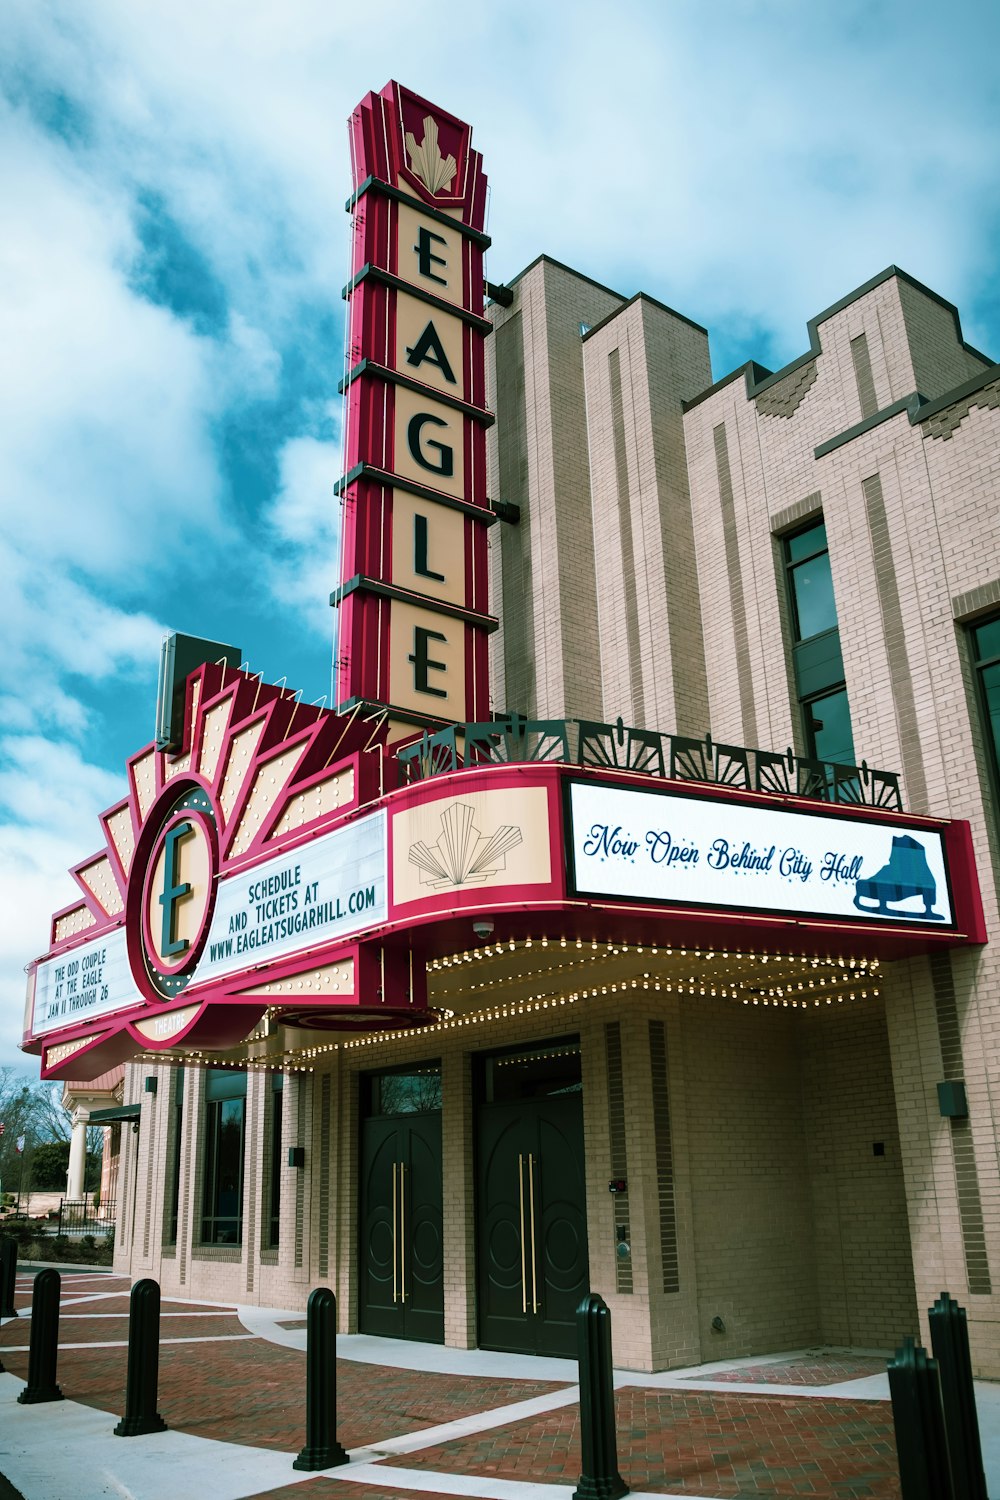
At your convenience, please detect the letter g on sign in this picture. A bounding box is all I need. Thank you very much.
[407,412,454,477]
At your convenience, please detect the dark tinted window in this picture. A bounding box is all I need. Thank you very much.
[482,1040,581,1104]
[364,1066,442,1117]
[805,687,856,765]
[787,521,837,640]
[971,617,1000,798]
[201,1069,246,1244]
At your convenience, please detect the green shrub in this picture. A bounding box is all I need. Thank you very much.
[3,1222,36,1249]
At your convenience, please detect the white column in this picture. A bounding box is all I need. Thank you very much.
[66,1109,90,1199]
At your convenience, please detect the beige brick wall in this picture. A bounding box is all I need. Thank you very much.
[897,277,992,399]
[116,982,923,1370]
[801,997,917,1346]
[581,296,711,733]
[681,271,1000,1373]
[487,259,624,719]
[114,263,1000,1376]
[680,999,818,1354]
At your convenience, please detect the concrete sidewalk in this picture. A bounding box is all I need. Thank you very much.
[2,1269,998,1499]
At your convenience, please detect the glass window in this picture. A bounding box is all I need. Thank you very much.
[268,1074,283,1250]
[804,687,856,765]
[786,521,837,641]
[165,1067,184,1246]
[971,616,1000,792]
[782,517,855,770]
[364,1066,442,1117]
[482,1039,581,1104]
[786,519,827,564]
[201,1069,246,1245]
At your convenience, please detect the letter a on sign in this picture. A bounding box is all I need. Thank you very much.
[406,321,456,384]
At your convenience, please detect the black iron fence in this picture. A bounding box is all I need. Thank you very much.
[57,1199,116,1236]
[398,712,903,811]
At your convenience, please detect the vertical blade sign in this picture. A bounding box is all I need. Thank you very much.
[334,82,496,740]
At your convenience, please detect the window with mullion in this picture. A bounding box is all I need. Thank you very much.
[165,1067,184,1246]
[200,1069,246,1245]
[268,1074,283,1249]
[971,615,1000,799]
[782,518,855,768]
[785,520,837,644]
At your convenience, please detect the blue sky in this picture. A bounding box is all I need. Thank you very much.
[2,0,999,1066]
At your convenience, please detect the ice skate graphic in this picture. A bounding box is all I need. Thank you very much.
[408,803,523,889]
[853,834,944,920]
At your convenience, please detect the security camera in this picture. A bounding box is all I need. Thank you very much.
[472,920,495,940]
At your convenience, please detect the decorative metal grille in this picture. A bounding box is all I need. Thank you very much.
[578,716,665,775]
[397,725,459,783]
[464,713,570,767]
[395,714,903,810]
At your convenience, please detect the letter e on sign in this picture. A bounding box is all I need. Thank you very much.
[388,602,465,720]
[396,202,463,306]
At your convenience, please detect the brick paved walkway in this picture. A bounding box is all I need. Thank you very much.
[1,1280,568,1453]
[692,1355,889,1387]
[245,1488,463,1500]
[0,1269,910,1499]
[380,1386,900,1497]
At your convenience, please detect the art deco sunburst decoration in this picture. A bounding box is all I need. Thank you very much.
[409,802,523,888]
[404,114,457,195]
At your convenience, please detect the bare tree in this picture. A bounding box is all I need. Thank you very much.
[0,1068,75,1192]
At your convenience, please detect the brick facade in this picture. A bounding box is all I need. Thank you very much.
[116,261,1000,1376]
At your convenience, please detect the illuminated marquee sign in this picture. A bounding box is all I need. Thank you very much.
[567,781,955,928]
[195,811,387,983]
[23,656,418,1080]
[332,81,496,737]
[31,929,133,1036]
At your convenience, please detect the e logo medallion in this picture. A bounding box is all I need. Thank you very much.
[139,787,218,998]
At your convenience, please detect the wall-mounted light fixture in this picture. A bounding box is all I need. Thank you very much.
[144,1077,157,1095]
[288,1146,305,1168]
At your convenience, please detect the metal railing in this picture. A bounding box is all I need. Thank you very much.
[397,713,903,811]
[57,1199,116,1236]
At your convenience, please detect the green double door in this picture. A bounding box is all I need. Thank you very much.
[358,1047,589,1358]
[359,1107,444,1344]
[475,1045,589,1357]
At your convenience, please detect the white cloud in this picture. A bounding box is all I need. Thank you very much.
[0,106,230,576]
[0,538,166,752]
[0,740,124,1067]
[7,0,998,376]
[266,434,341,641]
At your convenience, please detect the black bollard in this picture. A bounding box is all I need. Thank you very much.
[887,1337,954,1500]
[0,1236,17,1318]
[293,1286,349,1471]
[114,1278,167,1436]
[17,1268,63,1405]
[0,1235,15,1374]
[573,1293,628,1500]
[929,1292,988,1500]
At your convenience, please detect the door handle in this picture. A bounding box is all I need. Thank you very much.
[518,1153,528,1313]
[399,1161,407,1304]
[392,1161,399,1304]
[527,1152,538,1314]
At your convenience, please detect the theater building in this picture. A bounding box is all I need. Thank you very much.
[22,82,1000,1375]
